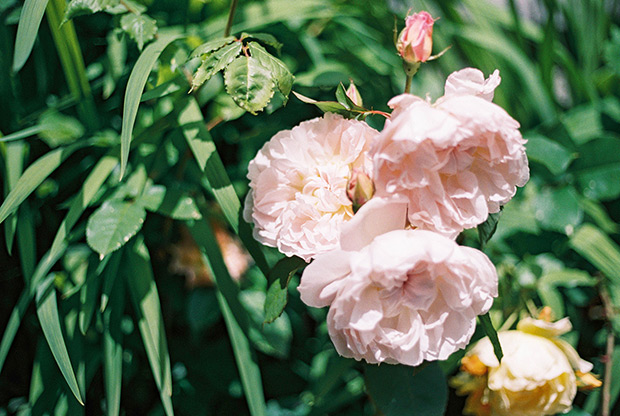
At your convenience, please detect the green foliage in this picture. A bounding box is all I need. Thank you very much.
[1,0,619,415]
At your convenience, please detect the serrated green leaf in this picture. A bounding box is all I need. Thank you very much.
[478,210,502,249]
[120,34,180,179]
[478,312,503,362]
[35,283,84,405]
[224,56,274,114]
[12,0,50,71]
[365,362,447,416]
[120,12,157,50]
[0,142,86,225]
[247,42,293,98]
[190,36,236,58]
[86,200,146,257]
[139,184,202,220]
[264,256,305,323]
[38,110,85,148]
[241,32,282,53]
[62,0,119,24]
[126,238,173,414]
[191,42,242,91]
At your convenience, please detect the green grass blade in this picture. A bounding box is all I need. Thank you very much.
[570,224,620,284]
[216,291,266,416]
[35,282,84,405]
[0,142,87,225]
[2,141,25,254]
[0,289,31,375]
[103,270,125,416]
[12,0,50,72]
[189,216,266,416]
[178,97,270,277]
[126,237,173,415]
[16,203,36,280]
[0,126,42,142]
[120,34,181,180]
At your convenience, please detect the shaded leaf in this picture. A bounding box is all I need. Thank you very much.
[35,283,84,405]
[478,210,502,249]
[0,142,86,225]
[190,35,236,58]
[241,290,292,359]
[525,133,576,175]
[126,238,173,413]
[573,138,620,200]
[535,186,583,233]
[538,269,597,316]
[478,313,503,362]
[120,34,180,179]
[365,362,447,416]
[224,55,274,114]
[247,42,293,99]
[103,268,124,416]
[38,111,85,148]
[120,12,157,50]
[86,200,146,257]
[12,0,49,71]
[191,42,242,91]
[264,255,306,323]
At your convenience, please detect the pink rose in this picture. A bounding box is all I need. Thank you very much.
[372,69,529,238]
[397,11,435,64]
[243,113,378,261]
[298,201,498,366]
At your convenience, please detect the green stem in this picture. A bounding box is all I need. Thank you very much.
[46,0,100,128]
[224,0,239,37]
[402,61,420,94]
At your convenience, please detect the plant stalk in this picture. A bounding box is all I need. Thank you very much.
[601,286,615,416]
[224,0,239,37]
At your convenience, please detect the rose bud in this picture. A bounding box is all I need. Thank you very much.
[397,11,435,64]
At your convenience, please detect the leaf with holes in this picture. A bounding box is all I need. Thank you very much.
[86,200,146,257]
[191,42,242,91]
[224,56,274,114]
[121,13,157,50]
[247,42,293,98]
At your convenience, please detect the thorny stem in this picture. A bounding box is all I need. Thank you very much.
[601,286,615,416]
[224,0,239,37]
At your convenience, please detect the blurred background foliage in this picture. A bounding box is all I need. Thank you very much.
[0,0,619,415]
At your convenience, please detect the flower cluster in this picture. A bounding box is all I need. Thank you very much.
[244,12,529,368]
[451,313,601,416]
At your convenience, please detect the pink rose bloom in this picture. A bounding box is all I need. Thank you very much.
[243,113,378,261]
[397,11,435,64]
[298,200,498,366]
[372,68,529,238]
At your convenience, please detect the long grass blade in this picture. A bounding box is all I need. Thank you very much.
[12,0,50,72]
[120,34,181,180]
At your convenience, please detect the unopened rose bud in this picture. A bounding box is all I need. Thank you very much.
[345,81,363,107]
[347,169,374,211]
[397,11,435,64]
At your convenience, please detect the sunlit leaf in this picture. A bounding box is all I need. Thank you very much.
[140,184,202,220]
[190,35,236,58]
[12,0,50,72]
[570,224,620,285]
[38,111,85,148]
[120,12,157,50]
[86,200,146,257]
[247,42,293,97]
[191,42,242,91]
[120,34,180,179]
[224,56,274,114]
[62,0,120,24]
